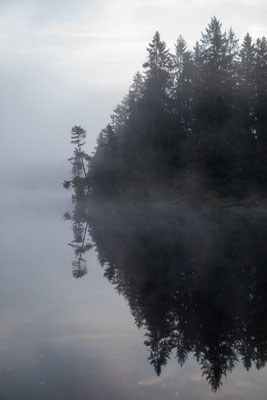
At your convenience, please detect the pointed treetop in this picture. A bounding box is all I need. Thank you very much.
[240,33,255,69]
[143,31,171,70]
[227,27,239,57]
[175,35,187,57]
[200,17,226,53]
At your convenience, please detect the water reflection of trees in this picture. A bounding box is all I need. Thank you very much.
[67,203,267,391]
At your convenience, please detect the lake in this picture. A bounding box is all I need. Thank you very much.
[1,190,267,400]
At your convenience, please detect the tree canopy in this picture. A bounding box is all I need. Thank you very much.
[66,17,267,201]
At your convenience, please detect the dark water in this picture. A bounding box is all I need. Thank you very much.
[1,192,267,399]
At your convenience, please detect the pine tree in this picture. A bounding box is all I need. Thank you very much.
[111,72,144,136]
[254,37,267,140]
[239,33,256,137]
[90,124,120,197]
[174,35,188,81]
[68,126,87,177]
[143,31,173,109]
[225,27,239,102]
[173,35,195,133]
[198,17,230,125]
[63,126,90,214]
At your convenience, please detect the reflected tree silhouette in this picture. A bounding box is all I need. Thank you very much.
[68,221,93,278]
[65,203,267,390]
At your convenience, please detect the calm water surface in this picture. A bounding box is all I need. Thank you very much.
[1,190,267,399]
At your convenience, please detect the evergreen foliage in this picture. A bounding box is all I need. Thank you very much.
[66,18,267,200]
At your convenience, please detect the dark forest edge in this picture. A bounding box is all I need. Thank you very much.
[64,17,267,205]
[62,19,267,387]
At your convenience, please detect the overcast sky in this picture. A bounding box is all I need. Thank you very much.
[1,0,267,188]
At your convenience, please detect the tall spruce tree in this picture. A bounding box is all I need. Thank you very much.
[239,33,256,137]
[173,36,195,133]
[143,31,173,109]
[254,37,267,141]
[198,17,230,125]
[138,32,178,182]
[90,124,120,197]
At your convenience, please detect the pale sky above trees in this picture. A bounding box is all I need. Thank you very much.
[1,0,267,186]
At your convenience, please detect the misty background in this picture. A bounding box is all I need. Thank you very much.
[1,0,267,196]
[1,3,267,398]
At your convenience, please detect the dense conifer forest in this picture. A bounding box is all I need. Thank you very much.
[63,17,267,390]
[64,17,267,201]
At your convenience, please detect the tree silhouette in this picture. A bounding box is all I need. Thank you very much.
[79,18,267,199]
[65,197,267,391]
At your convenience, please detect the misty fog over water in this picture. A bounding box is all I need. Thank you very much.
[0,178,266,399]
[2,1,267,399]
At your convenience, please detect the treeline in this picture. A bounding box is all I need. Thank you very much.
[66,17,267,199]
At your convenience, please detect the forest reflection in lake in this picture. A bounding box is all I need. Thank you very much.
[67,202,267,392]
